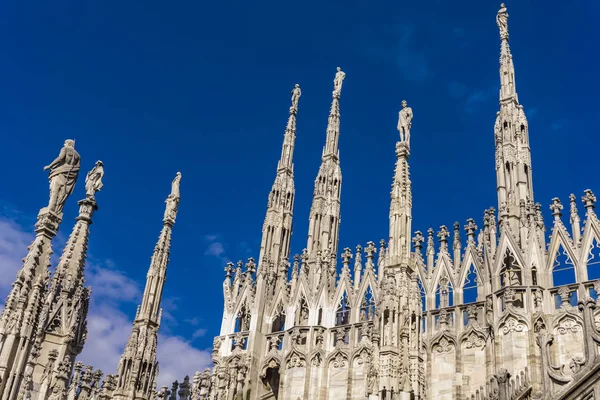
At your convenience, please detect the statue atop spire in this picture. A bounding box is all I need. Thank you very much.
[85,160,104,199]
[497,3,509,40]
[397,100,413,145]
[170,171,182,199]
[165,172,182,222]
[291,84,301,112]
[333,67,345,97]
[43,139,81,215]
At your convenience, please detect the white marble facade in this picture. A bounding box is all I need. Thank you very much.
[0,3,599,400]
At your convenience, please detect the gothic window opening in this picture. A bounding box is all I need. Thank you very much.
[435,275,454,309]
[418,277,427,312]
[271,303,286,333]
[296,297,309,326]
[552,244,576,286]
[235,302,251,332]
[586,238,600,281]
[463,264,480,304]
[359,287,376,321]
[531,266,538,286]
[335,292,351,326]
[505,162,513,189]
[500,250,522,287]
[262,367,281,399]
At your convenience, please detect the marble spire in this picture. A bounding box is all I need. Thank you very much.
[113,173,181,400]
[306,68,344,258]
[258,85,300,270]
[493,3,535,238]
[29,162,105,399]
[388,109,413,267]
[0,140,79,400]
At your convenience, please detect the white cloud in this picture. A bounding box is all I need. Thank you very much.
[204,234,230,264]
[0,215,212,389]
[0,218,32,289]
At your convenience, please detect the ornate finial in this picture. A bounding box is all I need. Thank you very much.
[42,139,81,215]
[224,262,234,279]
[342,248,352,267]
[412,231,424,251]
[550,198,563,219]
[245,257,256,276]
[365,241,376,270]
[497,3,509,40]
[464,219,477,243]
[354,245,363,272]
[569,194,580,221]
[453,222,461,250]
[290,84,301,112]
[426,228,435,255]
[582,189,596,210]
[84,160,104,199]
[397,100,413,145]
[292,254,299,276]
[437,226,450,247]
[333,67,346,97]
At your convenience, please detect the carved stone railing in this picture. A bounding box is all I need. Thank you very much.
[464,368,531,400]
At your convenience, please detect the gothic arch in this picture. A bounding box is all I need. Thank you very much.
[326,348,349,368]
[459,325,488,350]
[496,309,530,334]
[428,331,457,354]
[283,349,307,370]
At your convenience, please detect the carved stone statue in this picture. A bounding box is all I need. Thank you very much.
[43,139,81,215]
[333,67,345,96]
[397,100,413,144]
[165,172,182,221]
[291,84,301,110]
[171,172,182,199]
[85,160,104,198]
[497,3,508,39]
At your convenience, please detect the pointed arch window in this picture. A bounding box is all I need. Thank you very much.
[418,277,427,312]
[335,292,351,326]
[463,264,480,304]
[271,303,286,333]
[552,244,576,286]
[295,297,309,326]
[359,287,376,322]
[435,275,454,309]
[235,302,251,332]
[317,307,323,325]
[531,265,538,286]
[586,238,600,281]
[500,250,522,287]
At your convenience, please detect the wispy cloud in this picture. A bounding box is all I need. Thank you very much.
[0,218,31,289]
[357,23,433,83]
[551,119,567,132]
[204,234,229,264]
[0,214,212,389]
[447,81,496,113]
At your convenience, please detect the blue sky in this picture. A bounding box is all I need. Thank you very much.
[0,0,598,384]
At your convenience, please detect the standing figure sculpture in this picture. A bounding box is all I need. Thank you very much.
[497,3,509,40]
[165,172,182,221]
[397,100,413,144]
[291,84,301,111]
[171,172,182,199]
[333,67,345,96]
[85,160,104,198]
[43,139,81,215]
